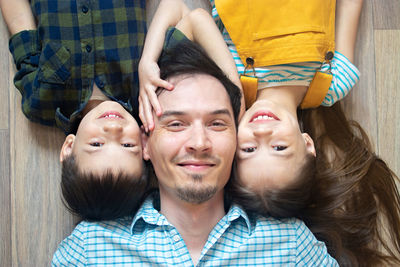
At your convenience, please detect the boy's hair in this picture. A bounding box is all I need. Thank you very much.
[229,103,400,266]
[158,40,242,126]
[61,155,150,221]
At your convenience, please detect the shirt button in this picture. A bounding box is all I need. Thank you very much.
[82,5,89,13]
[173,235,180,242]
[86,45,92,53]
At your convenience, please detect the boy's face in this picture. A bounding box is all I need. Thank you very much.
[236,99,315,191]
[60,101,143,177]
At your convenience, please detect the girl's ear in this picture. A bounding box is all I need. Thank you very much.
[302,133,316,157]
[60,134,76,162]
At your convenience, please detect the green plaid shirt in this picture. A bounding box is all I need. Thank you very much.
[9,0,146,134]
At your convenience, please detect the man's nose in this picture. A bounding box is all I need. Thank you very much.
[186,125,211,153]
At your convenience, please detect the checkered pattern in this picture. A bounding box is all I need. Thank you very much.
[209,0,360,108]
[8,0,146,134]
[52,194,338,266]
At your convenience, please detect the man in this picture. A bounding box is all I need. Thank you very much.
[52,40,338,266]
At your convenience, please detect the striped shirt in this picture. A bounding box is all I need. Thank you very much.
[8,0,146,134]
[52,195,338,266]
[210,0,360,107]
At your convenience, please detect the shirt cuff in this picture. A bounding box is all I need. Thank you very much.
[9,30,41,69]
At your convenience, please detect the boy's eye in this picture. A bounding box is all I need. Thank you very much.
[273,145,287,151]
[122,143,134,147]
[242,147,256,153]
[90,142,103,147]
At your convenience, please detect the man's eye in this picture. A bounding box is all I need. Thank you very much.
[122,143,134,147]
[90,142,103,147]
[167,122,183,127]
[242,147,256,153]
[165,121,186,131]
[209,121,227,130]
[273,145,287,151]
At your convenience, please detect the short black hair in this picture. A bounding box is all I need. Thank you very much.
[158,40,242,126]
[61,155,152,221]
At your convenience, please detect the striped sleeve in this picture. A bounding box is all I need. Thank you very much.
[295,220,339,266]
[321,51,361,106]
[52,223,86,266]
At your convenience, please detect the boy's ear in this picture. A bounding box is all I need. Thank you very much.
[141,129,151,161]
[302,133,316,157]
[60,134,76,162]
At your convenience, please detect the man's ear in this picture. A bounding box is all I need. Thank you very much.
[141,129,151,161]
[302,133,316,157]
[60,134,75,162]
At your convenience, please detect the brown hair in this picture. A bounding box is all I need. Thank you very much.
[61,155,154,221]
[229,103,400,266]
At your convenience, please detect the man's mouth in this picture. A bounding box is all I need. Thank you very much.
[177,160,216,171]
[98,111,124,119]
[249,111,280,123]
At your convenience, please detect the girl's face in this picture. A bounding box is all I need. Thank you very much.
[236,99,315,191]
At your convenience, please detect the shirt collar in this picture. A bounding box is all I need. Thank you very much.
[130,194,169,234]
[130,194,253,235]
[225,203,253,234]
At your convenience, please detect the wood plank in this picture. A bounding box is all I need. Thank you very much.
[9,76,76,265]
[0,131,11,267]
[0,12,10,130]
[372,0,400,30]
[374,30,400,176]
[343,0,378,150]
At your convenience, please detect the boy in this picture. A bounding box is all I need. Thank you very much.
[0,0,149,220]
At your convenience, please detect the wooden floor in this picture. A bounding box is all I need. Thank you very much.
[0,0,399,265]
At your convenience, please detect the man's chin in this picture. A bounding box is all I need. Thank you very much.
[176,185,217,204]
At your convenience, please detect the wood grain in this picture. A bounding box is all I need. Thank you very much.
[0,13,9,130]
[374,30,400,175]
[372,0,400,30]
[9,81,75,265]
[0,131,11,267]
[343,0,378,150]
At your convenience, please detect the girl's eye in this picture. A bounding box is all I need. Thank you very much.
[122,143,134,147]
[273,145,287,151]
[242,147,256,153]
[90,142,103,147]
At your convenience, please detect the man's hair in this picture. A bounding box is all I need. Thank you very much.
[158,40,242,125]
[61,155,151,221]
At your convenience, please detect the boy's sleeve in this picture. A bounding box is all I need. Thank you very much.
[51,224,86,266]
[9,30,71,126]
[295,220,339,266]
[321,50,361,106]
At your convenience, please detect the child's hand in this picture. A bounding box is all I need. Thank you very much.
[139,59,174,132]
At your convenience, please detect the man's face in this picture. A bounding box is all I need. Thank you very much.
[60,101,143,178]
[143,74,237,204]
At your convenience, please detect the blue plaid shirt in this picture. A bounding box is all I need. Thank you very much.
[9,0,146,134]
[52,195,338,266]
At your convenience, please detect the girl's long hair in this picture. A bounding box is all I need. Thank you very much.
[229,102,400,266]
[301,103,400,266]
